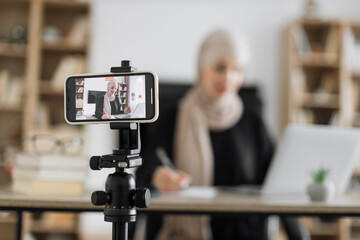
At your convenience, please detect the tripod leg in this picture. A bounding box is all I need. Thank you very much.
[113,222,128,240]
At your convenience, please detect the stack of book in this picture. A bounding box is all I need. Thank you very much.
[12,153,88,196]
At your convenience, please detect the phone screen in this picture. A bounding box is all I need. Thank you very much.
[65,72,158,124]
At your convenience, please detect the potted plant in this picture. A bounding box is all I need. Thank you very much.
[307,167,335,201]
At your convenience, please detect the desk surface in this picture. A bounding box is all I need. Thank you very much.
[1,186,360,216]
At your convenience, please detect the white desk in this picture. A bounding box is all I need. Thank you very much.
[1,186,360,239]
[0,186,360,215]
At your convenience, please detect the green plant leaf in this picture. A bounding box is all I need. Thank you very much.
[312,167,329,183]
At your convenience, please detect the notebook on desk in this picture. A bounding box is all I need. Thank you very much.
[260,124,360,196]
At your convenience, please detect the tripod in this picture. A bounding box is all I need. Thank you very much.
[89,61,151,240]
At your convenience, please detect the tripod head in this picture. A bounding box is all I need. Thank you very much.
[89,61,151,240]
[89,122,142,170]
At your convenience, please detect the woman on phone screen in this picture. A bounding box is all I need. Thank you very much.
[95,81,131,119]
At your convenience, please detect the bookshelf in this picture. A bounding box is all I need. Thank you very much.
[34,0,89,136]
[0,0,90,146]
[75,78,84,114]
[0,0,29,149]
[282,17,360,240]
[344,23,360,128]
[282,17,360,129]
[0,0,90,239]
[282,18,341,128]
[118,82,129,112]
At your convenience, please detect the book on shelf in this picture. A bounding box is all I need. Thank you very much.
[329,111,340,125]
[51,55,86,91]
[324,26,339,62]
[343,27,360,72]
[76,98,83,108]
[318,72,337,94]
[291,24,311,59]
[290,68,306,102]
[0,70,9,107]
[294,109,315,124]
[4,75,23,108]
[0,71,24,109]
[65,16,89,47]
[34,102,51,130]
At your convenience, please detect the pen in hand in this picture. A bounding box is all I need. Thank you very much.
[155,147,191,189]
[155,147,177,171]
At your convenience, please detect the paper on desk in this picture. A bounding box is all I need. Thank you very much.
[178,186,218,199]
[76,115,87,120]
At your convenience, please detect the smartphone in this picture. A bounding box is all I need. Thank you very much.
[65,71,159,124]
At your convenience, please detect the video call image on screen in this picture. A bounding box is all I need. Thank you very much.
[75,75,146,120]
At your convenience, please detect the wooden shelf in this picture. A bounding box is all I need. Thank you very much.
[44,0,89,10]
[281,18,360,130]
[302,93,339,109]
[284,18,360,238]
[301,58,339,68]
[31,223,77,234]
[40,81,64,96]
[351,221,360,228]
[42,42,87,53]
[308,222,340,236]
[0,212,17,224]
[300,17,339,26]
[0,0,29,5]
[0,106,23,113]
[0,43,27,58]
[0,0,90,236]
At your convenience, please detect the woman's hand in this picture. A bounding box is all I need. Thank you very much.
[101,114,111,119]
[124,106,131,114]
[152,166,192,191]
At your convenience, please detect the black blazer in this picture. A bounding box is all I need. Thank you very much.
[137,85,270,188]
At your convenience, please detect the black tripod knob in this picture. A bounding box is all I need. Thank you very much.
[91,191,109,206]
[134,188,151,208]
[90,156,101,170]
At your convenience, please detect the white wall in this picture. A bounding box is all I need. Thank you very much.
[128,75,146,112]
[82,0,360,235]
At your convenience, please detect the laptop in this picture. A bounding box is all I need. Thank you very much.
[114,103,145,119]
[261,124,360,196]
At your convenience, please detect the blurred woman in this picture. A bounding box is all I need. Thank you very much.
[137,29,308,240]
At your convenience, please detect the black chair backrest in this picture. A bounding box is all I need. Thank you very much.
[88,90,106,104]
[140,82,263,151]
